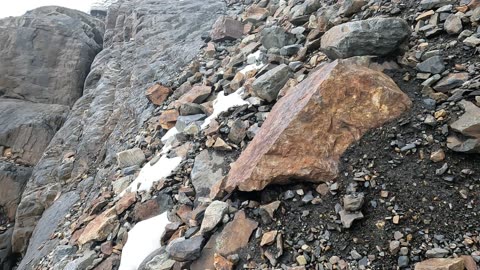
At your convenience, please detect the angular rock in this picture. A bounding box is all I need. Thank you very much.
[426,248,449,258]
[179,103,205,116]
[260,26,296,49]
[447,100,480,153]
[63,250,97,270]
[463,36,480,47]
[226,60,411,192]
[320,18,410,59]
[417,56,445,74]
[260,230,278,246]
[117,148,145,168]
[167,236,204,262]
[175,86,212,107]
[159,110,180,130]
[191,211,257,270]
[343,193,365,212]
[444,14,463,35]
[252,64,291,102]
[415,258,464,270]
[340,0,367,17]
[213,253,234,270]
[176,114,206,133]
[339,210,364,229]
[420,0,455,10]
[78,207,118,245]
[200,201,229,233]
[228,119,247,144]
[145,84,172,105]
[115,192,137,214]
[139,248,175,270]
[210,16,243,41]
[433,73,468,92]
[243,5,269,24]
[450,101,480,139]
[191,150,226,198]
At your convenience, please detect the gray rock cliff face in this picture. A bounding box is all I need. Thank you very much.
[0,6,104,106]
[11,0,225,269]
[0,7,104,269]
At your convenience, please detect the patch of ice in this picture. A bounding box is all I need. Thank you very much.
[240,63,264,75]
[118,212,169,270]
[161,127,178,144]
[121,155,182,195]
[201,89,249,129]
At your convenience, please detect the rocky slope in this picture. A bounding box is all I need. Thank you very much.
[2,0,480,270]
[8,0,226,269]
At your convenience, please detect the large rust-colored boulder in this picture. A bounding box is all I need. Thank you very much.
[225,60,412,192]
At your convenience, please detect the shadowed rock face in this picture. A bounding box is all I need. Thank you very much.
[0,100,69,165]
[12,0,225,268]
[226,60,412,192]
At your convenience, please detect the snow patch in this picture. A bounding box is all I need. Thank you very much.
[118,212,169,270]
[201,89,249,129]
[120,155,182,195]
[240,63,264,75]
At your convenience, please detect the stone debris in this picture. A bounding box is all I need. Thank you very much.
[4,0,480,270]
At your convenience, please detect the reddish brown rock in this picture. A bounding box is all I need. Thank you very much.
[93,255,120,270]
[133,199,161,222]
[461,255,478,270]
[414,258,464,270]
[191,211,258,270]
[145,84,172,105]
[243,5,269,24]
[101,241,113,255]
[78,207,118,245]
[210,16,244,41]
[115,192,136,214]
[158,109,179,130]
[214,253,234,270]
[225,60,412,192]
[174,85,211,108]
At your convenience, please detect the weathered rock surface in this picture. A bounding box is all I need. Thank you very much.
[13,0,225,267]
[252,64,291,102]
[0,7,103,269]
[226,60,411,192]
[0,161,31,222]
[191,150,227,198]
[0,6,104,106]
[320,18,410,59]
[0,100,69,165]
